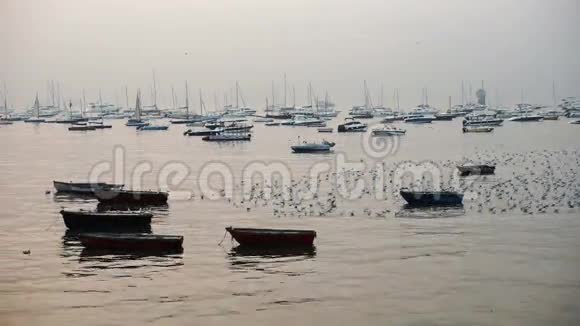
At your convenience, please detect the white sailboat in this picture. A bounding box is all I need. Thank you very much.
[25,94,46,123]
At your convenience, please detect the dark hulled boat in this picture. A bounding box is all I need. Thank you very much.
[183,128,221,136]
[226,227,317,248]
[400,189,464,206]
[53,181,124,195]
[78,233,183,252]
[95,190,169,205]
[60,209,152,231]
[457,164,496,176]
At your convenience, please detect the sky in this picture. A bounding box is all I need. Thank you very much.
[1,0,579,111]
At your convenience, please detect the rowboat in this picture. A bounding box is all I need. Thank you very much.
[60,209,152,231]
[78,233,183,252]
[95,190,169,205]
[226,227,317,248]
[317,127,333,133]
[137,125,169,131]
[457,164,496,176]
[400,189,463,206]
[53,181,124,194]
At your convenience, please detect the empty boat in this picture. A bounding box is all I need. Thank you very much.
[60,209,152,231]
[226,227,317,248]
[95,190,169,205]
[79,233,183,252]
[400,189,464,206]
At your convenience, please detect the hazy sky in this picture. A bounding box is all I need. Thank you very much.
[1,0,579,111]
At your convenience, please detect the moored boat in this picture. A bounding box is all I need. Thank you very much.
[318,127,333,133]
[372,124,406,136]
[60,209,152,231]
[337,117,367,133]
[68,124,96,131]
[95,189,169,205]
[226,227,316,248]
[202,133,252,141]
[53,181,124,194]
[462,126,494,133]
[137,125,169,131]
[291,139,335,153]
[78,233,183,252]
[569,119,580,124]
[400,189,464,206]
[457,164,496,176]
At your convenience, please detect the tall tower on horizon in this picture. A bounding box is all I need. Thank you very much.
[476,80,486,105]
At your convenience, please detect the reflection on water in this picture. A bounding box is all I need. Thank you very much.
[395,205,466,218]
[227,246,316,276]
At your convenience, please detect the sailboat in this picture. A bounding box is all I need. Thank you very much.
[125,90,149,127]
[170,82,202,124]
[0,93,13,125]
[24,94,46,123]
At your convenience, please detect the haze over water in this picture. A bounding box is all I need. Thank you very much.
[2,1,580,326]
[1,0,580,109]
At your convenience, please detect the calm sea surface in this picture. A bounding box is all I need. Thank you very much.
[1,116,580,325]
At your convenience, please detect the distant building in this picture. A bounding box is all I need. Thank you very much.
[476,81,486,105]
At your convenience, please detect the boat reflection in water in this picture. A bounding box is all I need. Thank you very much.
[395,205,466,219]
[61,231,183,274]
[227,246,317,276]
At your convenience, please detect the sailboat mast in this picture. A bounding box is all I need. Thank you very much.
[152,71,158,110]
[271,81,275,109]
[185,81,189,118]
[3,83,8,117]
[34,93,40,118]
[199,89,204,115]
[171,86,176,110]
[82,89,87,118]
[283,73,287,107]
[125,86,129,110]
[292,85,296,108]
[235,81,239,109]
[552,81,557,107]
[461,80,465,106]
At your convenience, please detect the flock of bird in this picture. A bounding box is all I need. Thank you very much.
[199,148,580,219]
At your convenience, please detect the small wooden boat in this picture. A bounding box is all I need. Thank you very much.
[226,227,317,248]
[78,233,183,252]
[53,181,124,194]
[60,209,152,231]
[318,127,333,133]
[400,189,463,206]
[462,126,494,133]
[457,164,496,176]
[95,190,169,205]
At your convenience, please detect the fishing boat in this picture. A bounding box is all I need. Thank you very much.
[337,117,367,133]
[457,164,496,176]
[53,181,124,194]
[372,124,406,136]
[226,227,317,248]
[202,133,252,142]
[95,189,169,205]
[291,139,335,153]
[24,94,46,123]
[399,189,464,206]
[318,127,333,133]
[462,126,494,133]
[78,233,183,252]
[137,125,169,131]
[60,209,152,231]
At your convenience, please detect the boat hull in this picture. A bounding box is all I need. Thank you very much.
[226,227,316,248]
[400,190,463,206]
[95,190,169,205]
[53,181,123,194]
[457,165,496,176]
[79,233,183,252]
[61,210,152,231]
